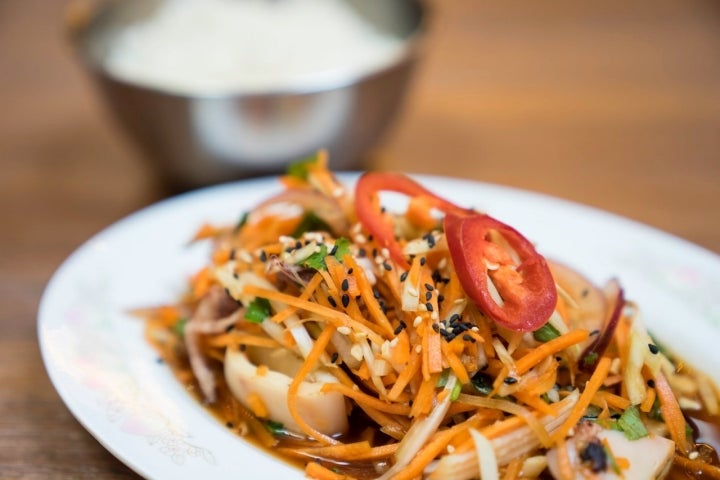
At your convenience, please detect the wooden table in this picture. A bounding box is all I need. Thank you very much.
[1,0,718,478]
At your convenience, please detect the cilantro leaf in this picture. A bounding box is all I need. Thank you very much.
[300,244,328,270]
[245,297,272,323]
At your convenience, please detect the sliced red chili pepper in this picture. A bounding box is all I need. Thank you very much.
[444,213,557,332]
[354,172,472,269]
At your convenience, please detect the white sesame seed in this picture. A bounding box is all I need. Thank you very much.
[437,258,447,269]
[337,326,351,335]
[413,316,423,327]
[415,345,422,353]
[689,451,699,460]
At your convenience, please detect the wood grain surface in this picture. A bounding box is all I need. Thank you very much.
[1,0,718,478]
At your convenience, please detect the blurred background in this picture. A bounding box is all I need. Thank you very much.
[1,0,719,477]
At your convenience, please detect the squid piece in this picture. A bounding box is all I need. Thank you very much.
[224,346,349,437]
[547,423,674,479]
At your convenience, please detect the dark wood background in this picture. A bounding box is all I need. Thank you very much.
[1,0,718,477]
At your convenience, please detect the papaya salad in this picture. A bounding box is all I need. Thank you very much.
[137,153,720,479]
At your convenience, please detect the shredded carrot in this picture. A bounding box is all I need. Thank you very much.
[653,371,691,455]
[551,355,612,443]
[321,383,411,416]
[515,329,590,376]
[391,415,482,480]
[555,438,574,480]
[287,323,339,445]
[305,461,355,480]
[640,387,656,413]
[591,390,631,411]
[387,346,421,401]
[410,373,440,418]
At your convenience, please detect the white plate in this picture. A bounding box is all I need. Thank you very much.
[38,174,720,479]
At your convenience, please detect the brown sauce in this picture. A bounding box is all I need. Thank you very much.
[160,348,720,478]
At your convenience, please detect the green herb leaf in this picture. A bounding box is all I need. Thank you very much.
[437,369,450,388]
[173,317,188,337]
[292,212,332,237]
[245,297,272,323]
[618,405,649,440]
[583,352,599,367]
[300,244,328,270]
[533,323,561,342]
[264,420,285,435]
[332,237,351,261]
[234,212,249,232]
[286,153,319,181]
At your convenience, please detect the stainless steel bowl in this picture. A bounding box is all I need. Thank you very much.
[68,0,426,187]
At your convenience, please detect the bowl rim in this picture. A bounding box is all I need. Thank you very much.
[66,0,430,99]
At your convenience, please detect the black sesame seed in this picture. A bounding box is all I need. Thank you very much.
[226,421,234,428]
[647,379,656,388]
[327,296,337,308]
[295,241,302,249]
[358,248,367,257]
[259,250,267,262]
[449,313,461,323]
[284,246,294,253]
[400,272,408,282]
[425,291,432,301]
[424,283,434,291]
[373,288,381,299]
[341,294,350,308]
[347,268,354,275]
[437,294,445,303]
[367,235,373,242]
[462,334,475,342]
[432,323,440,333]
[648,344,659,354]
[383,262,392,271]
[504,377,518,385]
[240,344,247,351]
[156,357,164,364]
[420,257,426,266]
[372,248,378,258]
[330,352,339,363]
[341,279,349,291]
[394,322,407,335]
[425,303,433,312]
[329,244,338,256]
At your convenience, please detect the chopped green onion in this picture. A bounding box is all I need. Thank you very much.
[450,381,463,401]
[533,323,561,342]
[617,405,649,440]
[245,297,272,323]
